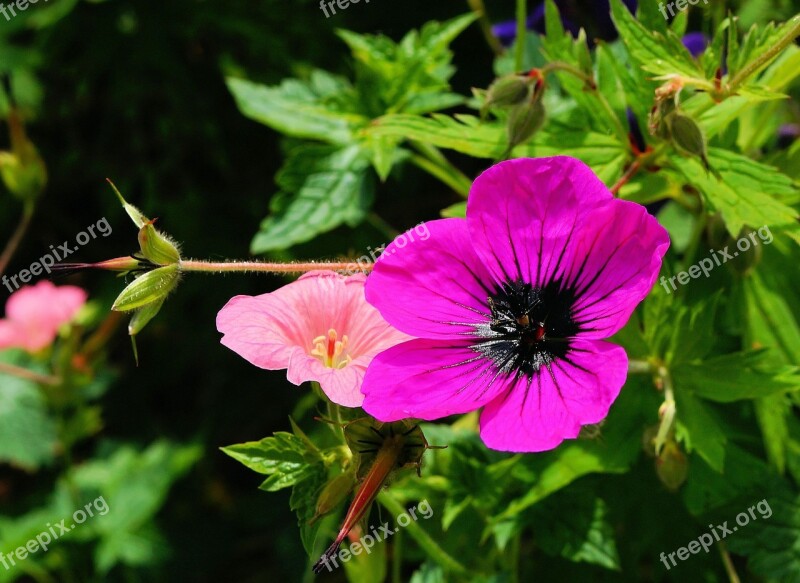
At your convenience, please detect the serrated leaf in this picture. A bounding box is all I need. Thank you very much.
[250,145,373,253]
[226,75,365,144]
[673,350,800,402]
[671,151,798,236]
[674,390,727,472]
[610,0,705,80]
[530,493,621,571]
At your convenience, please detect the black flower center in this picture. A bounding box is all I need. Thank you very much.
[472,280,580,377]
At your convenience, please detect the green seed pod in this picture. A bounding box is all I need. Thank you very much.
[138,222,181,266]
[504,99,546,157]
[112,264,181,313]
[482,75,531,117]
[655,441,688,492]
[668,113,709,168]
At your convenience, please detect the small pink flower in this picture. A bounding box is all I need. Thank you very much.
[216,271,410,407]
[0,281,88,352]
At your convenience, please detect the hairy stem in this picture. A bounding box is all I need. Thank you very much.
[179,259,371,274]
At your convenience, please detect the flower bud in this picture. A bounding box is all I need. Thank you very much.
[667,113,709,169]
[0,111,47,202]
[727,227,762,276]
[504,98,546,158]
[481,75,531,118]
[310,471,356,524]
[655,441,688,491]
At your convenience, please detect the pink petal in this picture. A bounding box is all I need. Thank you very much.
[362,339,513,421]
[216,271,409,407]
[365,219,494,339]
[7,281,87,325]
[567,200,670,338]
[467,157,613,287]
[478,339,628,452]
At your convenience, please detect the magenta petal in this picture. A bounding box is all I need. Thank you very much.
[568,200,670,338]
[362,339,512,421]
[365,219,494,339]
[478,339,628,452]
[467,157,613,287]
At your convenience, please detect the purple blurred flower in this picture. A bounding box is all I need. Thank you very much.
[681,32,709,57]
[492,0,637,47]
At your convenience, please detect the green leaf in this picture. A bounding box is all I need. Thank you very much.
[291,463,327,556]
[221,432,321,492]
[610,0,705,81]
[723,487,800,581]
[226,74,365,144]
[674,390,727,472]
[529,492,621,571]
[0,352,57,469]
[672,350,800,402]
[250,145,373,253]
[440,201,466,218]
[670,151,798,236]
[368,114,627,183]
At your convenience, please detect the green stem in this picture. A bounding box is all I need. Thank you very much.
[377,491,468,577]
[728,14,800,93]
[628,359,653,374]
[509,531,521,583]
[515,0,527,72]
[367,212,399,240]
[0,201,34,278]
[0,361,60,385]
[392,525,403,583]
[541,62,595,88]
[653,366,676,456]
[411,141,473,197]
[466,0,505,57]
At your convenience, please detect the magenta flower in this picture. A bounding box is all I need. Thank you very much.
[0,281,87,353]
[361,157,669,452]
[216,271,410,407]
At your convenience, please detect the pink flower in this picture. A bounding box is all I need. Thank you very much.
[216,271,410,407]
[361,157,670,452]
[0,281,88,352]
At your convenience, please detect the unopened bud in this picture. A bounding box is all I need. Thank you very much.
[482,75,531,118]
[655,441,688,491]
[667,113,709,168]
[310,472,356,524]
[0,111,47,202]
[504,98,546,156]
[727,227,762,276]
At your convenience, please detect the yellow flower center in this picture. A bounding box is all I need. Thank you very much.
[311,329,352,369]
